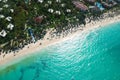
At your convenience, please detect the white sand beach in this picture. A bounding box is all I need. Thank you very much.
[0,12,120,69]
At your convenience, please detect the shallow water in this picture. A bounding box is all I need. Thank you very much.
[0,22,120,80]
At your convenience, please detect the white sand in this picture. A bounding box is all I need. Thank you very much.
[0,13,120,69]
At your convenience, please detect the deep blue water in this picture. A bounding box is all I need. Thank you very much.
[0,22,120,80]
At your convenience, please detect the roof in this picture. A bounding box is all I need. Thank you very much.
[84,0,96,4]
[95,2,105,11]
[87,0,96,2]
[7,23,14,30]
[6,16,12,21]
[72,1,88,11]
[89,6,101,12]
[101,2,112,8]
[34,16,43,23]
[0,30,7,37]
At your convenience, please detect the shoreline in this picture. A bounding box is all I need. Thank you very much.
[0,13,120,70]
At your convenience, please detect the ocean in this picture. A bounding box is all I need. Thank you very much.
[0,22,120,80]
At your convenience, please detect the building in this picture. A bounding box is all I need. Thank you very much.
[0,30,7,37]
[95,2,105,11]
[34,16,43,24]
[84,0,96,5]
[72,1,88,11]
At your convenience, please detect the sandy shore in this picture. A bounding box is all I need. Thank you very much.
[0,13,120,70]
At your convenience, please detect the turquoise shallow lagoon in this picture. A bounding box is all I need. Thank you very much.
[0,22,120,80]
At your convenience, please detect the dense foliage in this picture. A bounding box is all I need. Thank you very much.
[0,0,120,52]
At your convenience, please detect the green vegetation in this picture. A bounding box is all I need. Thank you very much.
[0,0,120,52]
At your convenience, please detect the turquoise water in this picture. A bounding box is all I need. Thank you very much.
[0,22,120,80]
